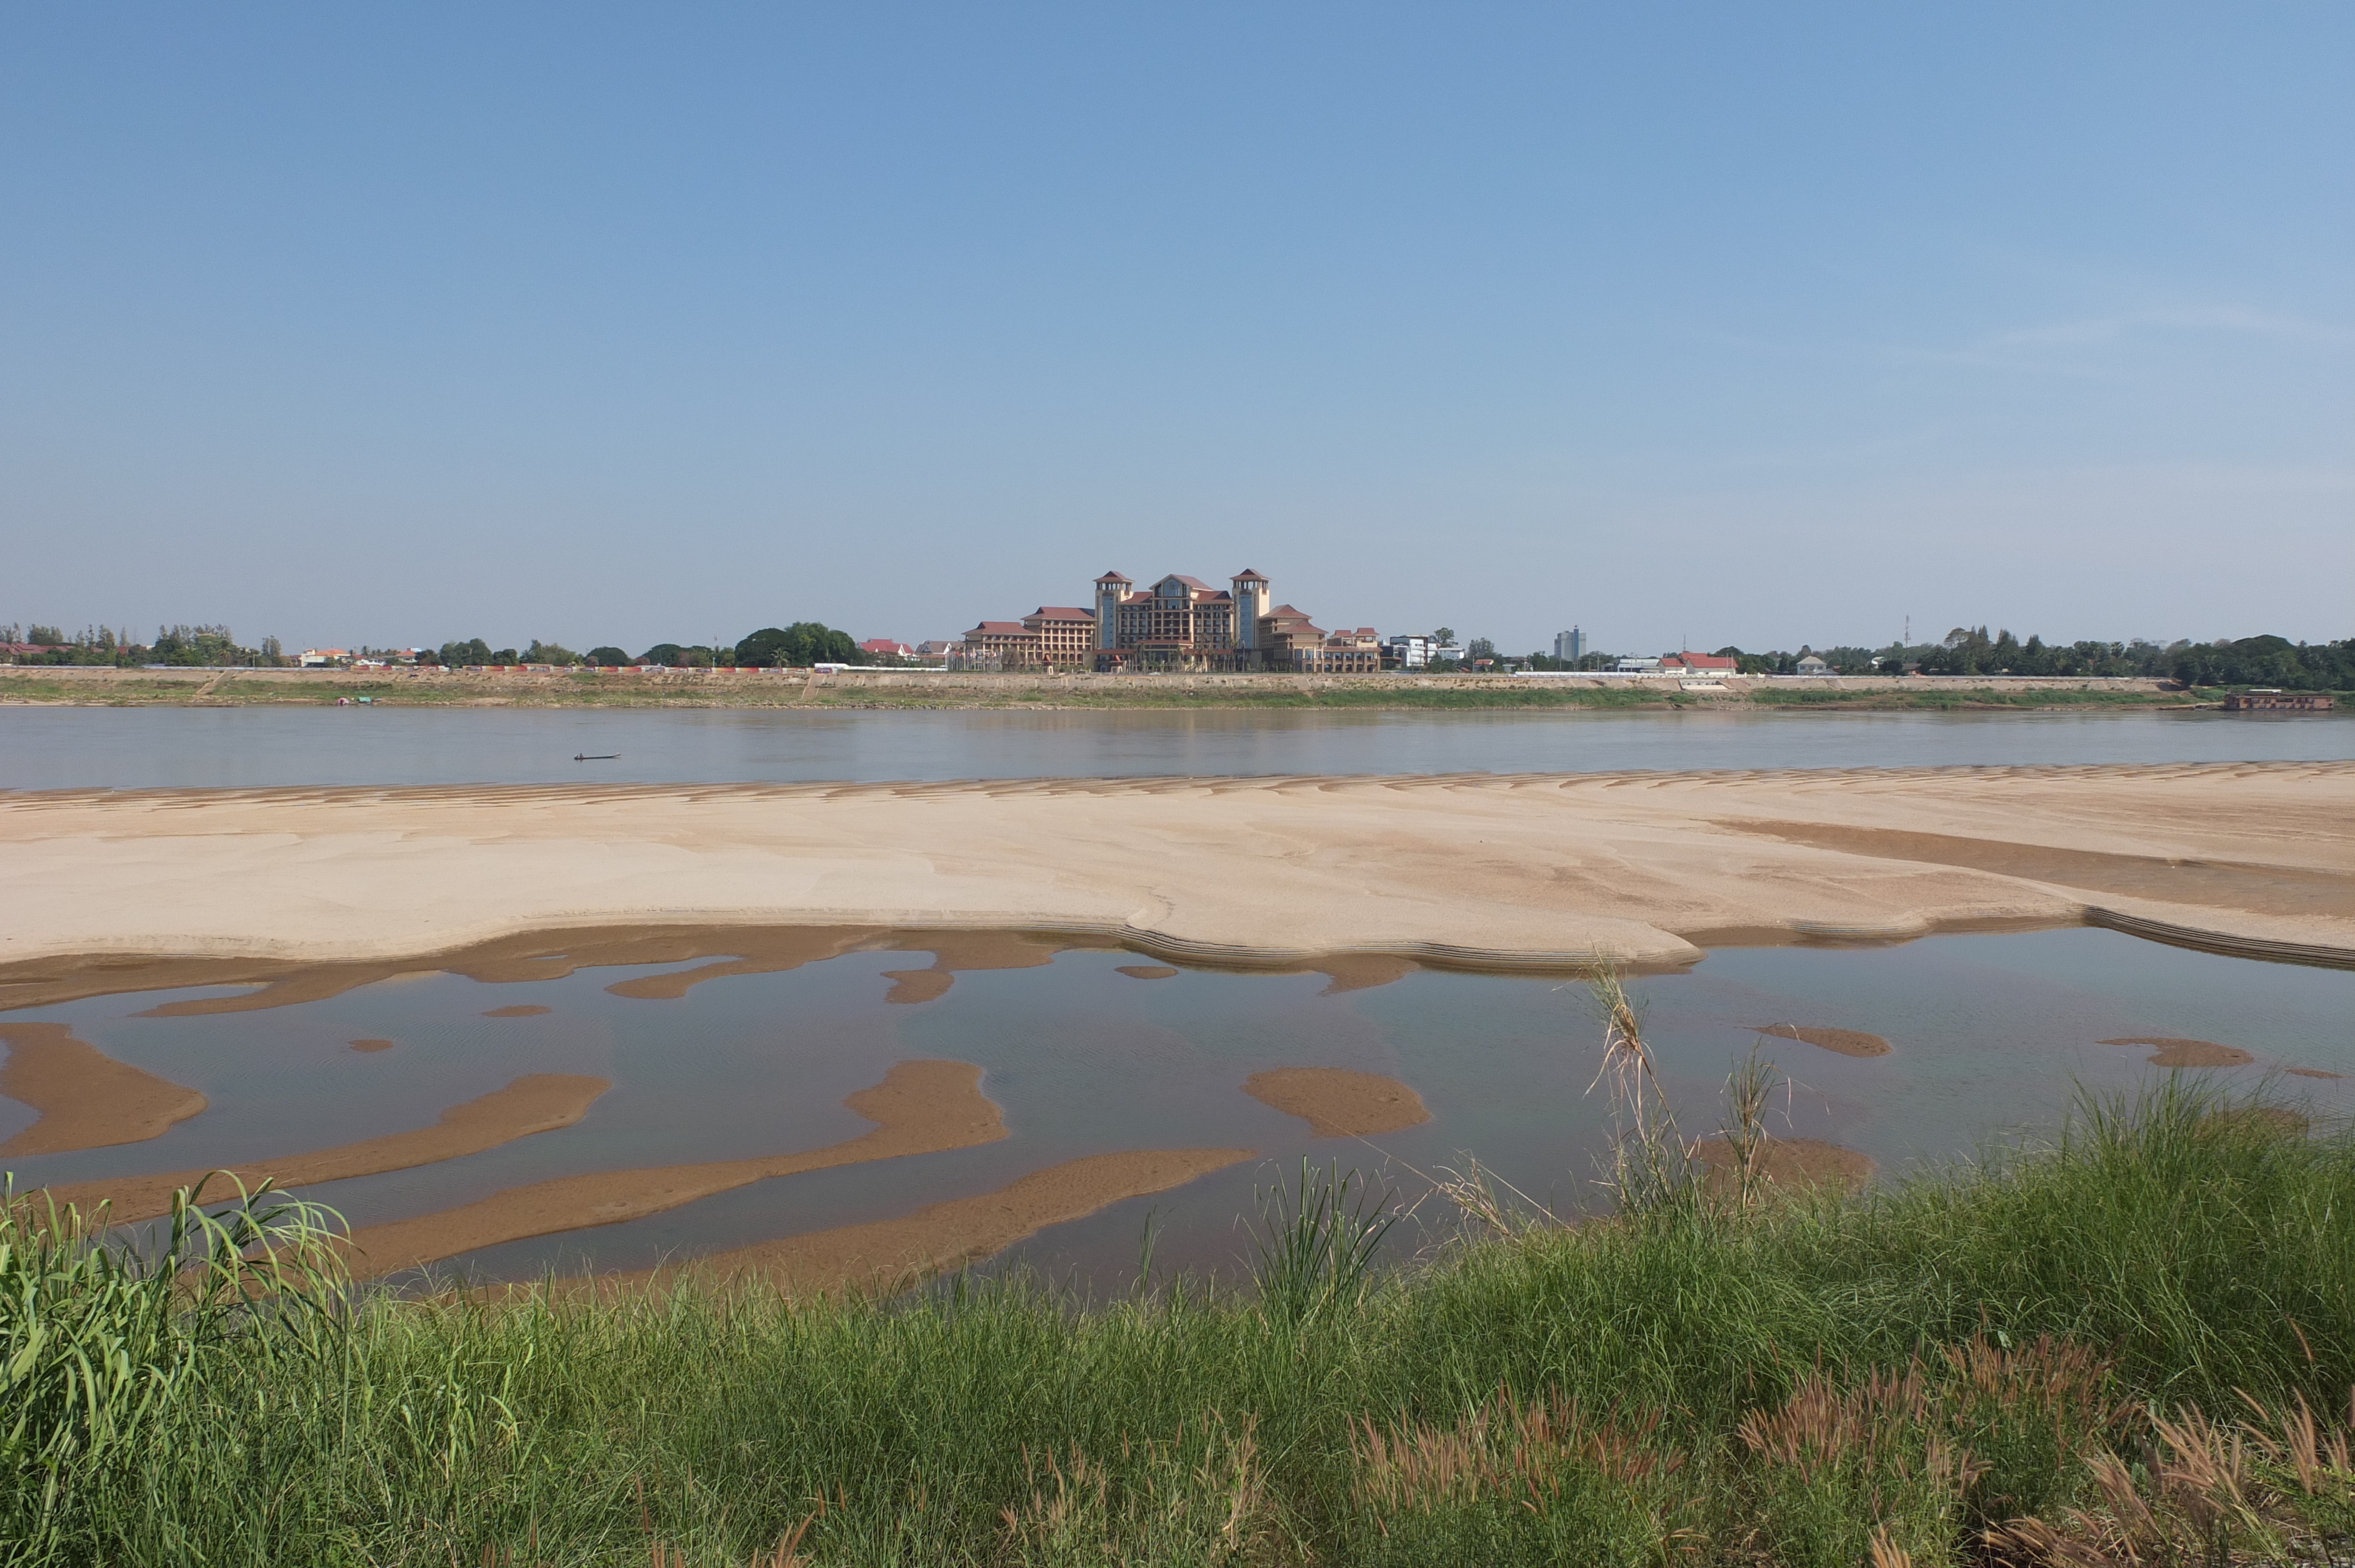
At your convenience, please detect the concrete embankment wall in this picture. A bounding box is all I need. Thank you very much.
[0,665,2176,703]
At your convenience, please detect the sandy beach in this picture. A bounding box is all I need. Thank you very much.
[1,763,2348,985]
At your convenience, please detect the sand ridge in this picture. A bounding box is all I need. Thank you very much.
[1691,1135,1876,1195]
[2099,1036,2257,1068]
[1749,1024,1893,1058]
[32,1074,611,1223]
[4,763,2352,983]
[602,1147,1256,1297]
[0,1022,208,1156]
[1243,1068,1432,1137]
[341,1058,1006,1278]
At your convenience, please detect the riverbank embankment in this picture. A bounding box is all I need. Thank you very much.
[0,663,2209,712]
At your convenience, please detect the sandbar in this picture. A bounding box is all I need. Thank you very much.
[0,1022,208,1156]
[1749,1024,1892,1058]
[342,1058,1004,1278]
[2101,1036,2256,1068]
[1692,1135,1875,1194]
[1244,1068,1431,1137]
[1116,965,1179,980]
[33,1073,609,1224]
[2,763,2350,982]
[609,1147,1255,1297]
[350,1037,396,1051]
[483,1005,550,1018]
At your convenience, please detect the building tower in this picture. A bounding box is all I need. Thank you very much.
[1553,626,1586,662]
[1230,569,1270,659]
[1093,573,1131,653]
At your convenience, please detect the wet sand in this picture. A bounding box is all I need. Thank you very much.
[350,1037,396,1051]
[1243,1068,1432,1137]
[609,1147,1255,1297]
[4,763,2349,982]
[1692,1136,1876,1194]
[483,1005,550,1018]
[2101,1036,2256,1068]
[0,1022,208,1156]
[341,1058,1004,1278]
[1749,1024,1893,1058]
[1116,965,1179,980]
[35,1074,610,1223]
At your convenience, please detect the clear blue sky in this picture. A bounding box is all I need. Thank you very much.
[4,5,2349,656]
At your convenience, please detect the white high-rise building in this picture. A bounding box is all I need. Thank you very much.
[1553,626,1587,662]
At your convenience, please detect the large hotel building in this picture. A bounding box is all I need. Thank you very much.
[960,569,1380,672]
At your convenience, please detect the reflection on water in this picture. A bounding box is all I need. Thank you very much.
[3,928,2347,1290]
[2,705,2350,790]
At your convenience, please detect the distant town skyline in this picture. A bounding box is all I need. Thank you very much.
[5,8,2349,652]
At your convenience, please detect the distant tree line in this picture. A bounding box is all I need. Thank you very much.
[421,623,862,669]
[0,619,868,671]
[1699,629,2354,689]
[0,624,284,667]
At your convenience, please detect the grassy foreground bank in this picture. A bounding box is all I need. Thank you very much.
[8,1084,2355,1566]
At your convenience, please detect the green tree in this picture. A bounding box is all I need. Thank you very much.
[585,646,631,667]
[734,622,858,667]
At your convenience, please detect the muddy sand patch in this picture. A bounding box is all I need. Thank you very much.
[0,1021,208,1156]
[483,1005,551,1018]
[1244,1068,1431,1137]
[344,1058,1005,1278]
[2100,1036,2254,1068]
[606,1147,1255,1297]
[37,1074,610,1224]
[1116,965,1179,980]
[350,1037,396,1052]
[1749,1023,1892,1058]
[1692,1135,1875,1194]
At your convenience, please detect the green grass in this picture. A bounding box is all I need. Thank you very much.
[9,1081,2355,1564]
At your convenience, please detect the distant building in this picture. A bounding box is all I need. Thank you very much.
[1795,655,1832,676]
[962,570,1374,672]
[298,649,349,668]
[1386,633,1433,669]
[1553,627,1587,662]
[857,639,916,659]
[1613,656,1663,673]
[1660,652,1736,675]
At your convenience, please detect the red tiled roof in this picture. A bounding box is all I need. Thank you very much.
[966,622,1031,636]
[1026,606,1097,620]
[1232,568,1268,581]
[1094,571,1132,583]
